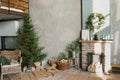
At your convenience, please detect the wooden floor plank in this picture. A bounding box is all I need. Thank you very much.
[38,70,50,77]
[16,74,22,80]
[3,75,10,80]
[28,72,38,80]
[1,69,120,80]
[8,74,14,80]
[22,73,31,80]
[32,71,39,79]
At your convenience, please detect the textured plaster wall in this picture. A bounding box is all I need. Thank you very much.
[111,0,120,64]
[29,0,81,64]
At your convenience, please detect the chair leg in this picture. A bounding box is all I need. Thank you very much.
[1,74,3,80]
[20,73,22,80]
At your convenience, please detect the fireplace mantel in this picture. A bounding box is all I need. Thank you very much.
[80,40,112,74]
[80,40,112,43]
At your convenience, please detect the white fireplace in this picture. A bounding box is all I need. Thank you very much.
[80,40,112,74]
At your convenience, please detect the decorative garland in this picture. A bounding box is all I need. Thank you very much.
[86,13,105,31]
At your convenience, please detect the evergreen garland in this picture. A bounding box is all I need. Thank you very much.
[86,13,105,31]
[17,14,47,65]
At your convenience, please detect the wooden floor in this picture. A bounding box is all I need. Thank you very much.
[1,68,120,80]
[1,69,57,80]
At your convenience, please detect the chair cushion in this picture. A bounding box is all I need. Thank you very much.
[10,59,19,64]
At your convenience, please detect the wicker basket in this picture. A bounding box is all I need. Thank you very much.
[56,61,69,70]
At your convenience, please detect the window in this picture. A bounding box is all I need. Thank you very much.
[0,36,18,50]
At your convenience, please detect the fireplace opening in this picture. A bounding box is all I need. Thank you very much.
[87,53,104,73]
[87,53,93,70]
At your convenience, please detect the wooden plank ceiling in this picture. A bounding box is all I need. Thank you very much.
[0,0,28,20]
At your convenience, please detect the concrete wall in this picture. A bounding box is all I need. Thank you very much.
[29,0,81,64]
[111,0,120,64]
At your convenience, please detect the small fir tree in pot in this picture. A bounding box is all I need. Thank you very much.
[67,38,80,58]
[17,14,47,66]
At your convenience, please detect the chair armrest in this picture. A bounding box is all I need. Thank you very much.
[0,63,1,65]
[19,57,22,64]
[0,63,2,74]
[0,62,3,66]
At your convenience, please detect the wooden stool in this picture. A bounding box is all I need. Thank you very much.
[111,64,120,72]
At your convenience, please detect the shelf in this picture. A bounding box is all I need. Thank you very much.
[79,40,113,43]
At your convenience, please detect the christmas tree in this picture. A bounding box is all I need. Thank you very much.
[17,14,47,65]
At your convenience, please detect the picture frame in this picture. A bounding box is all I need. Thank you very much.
[81,29,90,40]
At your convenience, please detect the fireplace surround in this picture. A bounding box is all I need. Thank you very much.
[80,40,112,74]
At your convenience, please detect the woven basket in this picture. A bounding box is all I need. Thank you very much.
[56,61,69,70]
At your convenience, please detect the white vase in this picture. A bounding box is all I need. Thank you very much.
[90,30,93,40]
[72,51,76,58]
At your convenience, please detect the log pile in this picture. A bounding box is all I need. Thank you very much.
[2,57,68,80]
[88,61,103,73]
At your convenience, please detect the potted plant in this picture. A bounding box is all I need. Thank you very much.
[58,52,67,60]
[17,14,47,68]
[56,52,69,70]
[0,54,10,65]
[67,38,80,58]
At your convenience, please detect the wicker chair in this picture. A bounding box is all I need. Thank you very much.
[0,50,22,80]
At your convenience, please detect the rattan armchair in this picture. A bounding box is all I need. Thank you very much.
[0,50,22,80]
